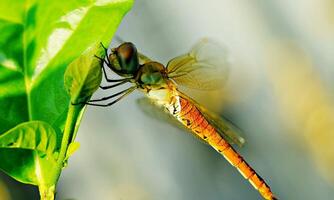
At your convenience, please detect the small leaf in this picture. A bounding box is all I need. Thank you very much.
[65,142,80,160]
[0,121,58,154]
[0,149,39,184]
[0,0,135,134]
[0,121,58,185]
[64,44,103,104]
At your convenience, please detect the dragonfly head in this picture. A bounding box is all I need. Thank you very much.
[136,61,168,91]
[108,42,140,77]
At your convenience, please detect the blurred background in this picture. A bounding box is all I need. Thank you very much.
[1,0,334,199]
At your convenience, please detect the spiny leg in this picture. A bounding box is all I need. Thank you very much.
[84,86,136,107]
[94,54,112,81]
[99,79,131,90]
[99,42,111,65]
[95,42,116,82]
[95,43,134,83]
[95,48,132,87]
[98,42,115,68]
[94,54,128,83]
[88,87,133,102]
[71,86,136,106]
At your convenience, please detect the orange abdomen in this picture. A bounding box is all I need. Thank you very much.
[174,96,277,200]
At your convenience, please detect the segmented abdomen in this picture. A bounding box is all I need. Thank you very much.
[170,96,276,200]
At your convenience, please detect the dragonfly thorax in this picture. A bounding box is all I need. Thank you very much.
[136,61,168,90]
[135,61,177,105]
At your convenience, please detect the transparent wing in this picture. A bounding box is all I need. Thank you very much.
[167,38,230,90]
[137,97,183,128]
[178,91,245,147]
[201,108,245,147]
[137,96,245,147]
[137,98,209,144]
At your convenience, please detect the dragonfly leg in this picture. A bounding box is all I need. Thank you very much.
[72,86,136,107]
[99,79,132,90]
[93,54,128,84]
[96,43,134,83]
[88,87,133,102]
[96,42,115,82]
[99,42,108,52]
[99,42,111,65]
[98,42,114,67]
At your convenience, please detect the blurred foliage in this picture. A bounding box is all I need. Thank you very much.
[266,41,334,183]
[0,0,134,198]
[0,179,10,200]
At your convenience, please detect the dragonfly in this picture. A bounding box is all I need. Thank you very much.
[86,38,277,200]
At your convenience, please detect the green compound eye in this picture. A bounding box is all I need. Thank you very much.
[141,72,163,85]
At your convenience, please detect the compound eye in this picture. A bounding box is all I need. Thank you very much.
[116,42,139,74]
[118,43,136,63]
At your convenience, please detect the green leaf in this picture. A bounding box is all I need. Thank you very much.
[0,121,58,185]
[0,0,134,193]
[0,121,58,153]
[0,0,135,134]
[65,142,80,161]
[64,44,103,104]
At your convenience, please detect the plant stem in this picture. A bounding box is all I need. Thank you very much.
[55,104,83,175]
[58,105,79,165]
[38,104,84,199]
[39,185,55,200]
